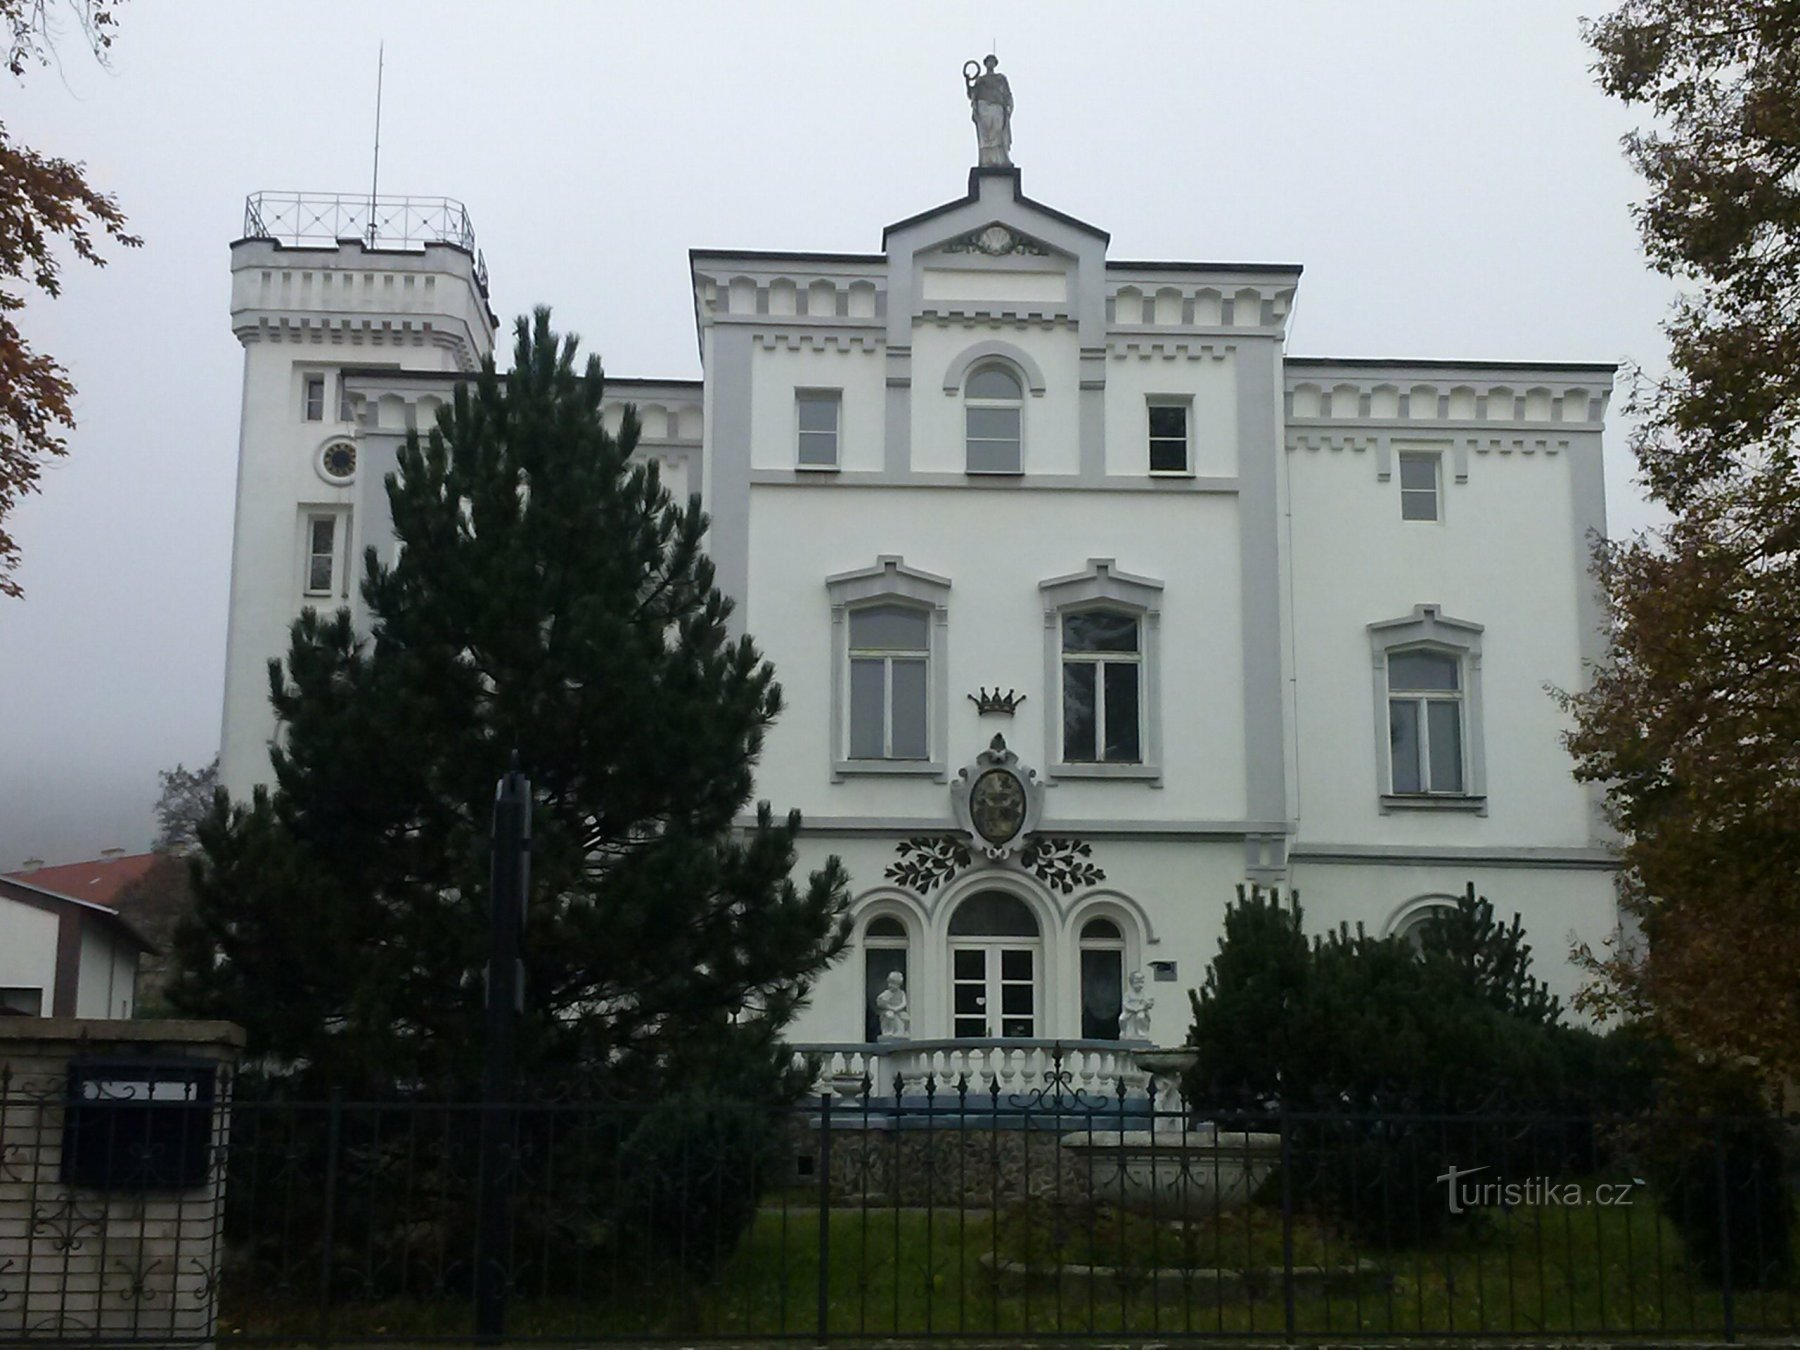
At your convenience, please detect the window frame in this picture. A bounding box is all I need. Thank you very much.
[1077,915,1128,1041]
[827,556,951,780]
[1386,648,1465,795]
[337,373,356,424]
[861,911,912,1043]
[1040,559,1164,781]
[846,603,931,762]
[1398,451,1442,522]
[303,373,326,422]
[964,362,1025,475]
[1147,397,1192,475]
[795,387,842,471]
[1058,607,1144,767]
[1368,605,1486,813]
[300,507,351,601]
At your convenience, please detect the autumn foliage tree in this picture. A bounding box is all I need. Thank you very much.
[1564,0,1800,1083]
[1,0,138,597]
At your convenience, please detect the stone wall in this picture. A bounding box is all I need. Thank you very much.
[0,1019,243,1340]
[791,1118,1098,1207]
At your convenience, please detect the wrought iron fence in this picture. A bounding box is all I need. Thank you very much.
[3,1060,1797,1343]
[240,192,488,293]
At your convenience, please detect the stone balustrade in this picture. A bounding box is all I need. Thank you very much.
[792,1038,1153,1104]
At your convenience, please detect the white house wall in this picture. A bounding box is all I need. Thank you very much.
[75,926,135,1020]
[0,901,57,1009]
[745,485,1247,821]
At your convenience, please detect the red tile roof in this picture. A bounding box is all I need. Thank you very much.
[4,853,162,907]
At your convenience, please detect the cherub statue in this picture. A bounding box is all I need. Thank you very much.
[875,970,911,1039]
[1119,969,1154,1041]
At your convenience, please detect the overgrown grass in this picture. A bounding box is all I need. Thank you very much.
[220,1188,1800,1342]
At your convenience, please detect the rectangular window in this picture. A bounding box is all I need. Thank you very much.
[1061,609,1142,763]
[1399,452,1440,521]
[304,514,338,595]
[796,390,840,468]
[0,987,42,1017]
[337,374,355,423]
[1148,402,1189,473]
[303,374,325,422]
[1387,648,1464,793]
[848,604,930,760]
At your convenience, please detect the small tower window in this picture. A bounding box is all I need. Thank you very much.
[965,365,1022,473]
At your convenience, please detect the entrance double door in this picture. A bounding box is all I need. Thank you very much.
[950,942,1037,1039]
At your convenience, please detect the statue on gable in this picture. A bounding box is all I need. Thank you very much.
[963,55,1013,167]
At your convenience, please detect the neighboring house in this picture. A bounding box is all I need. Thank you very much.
[216,100,1617,1074]
[0,856,153,1018]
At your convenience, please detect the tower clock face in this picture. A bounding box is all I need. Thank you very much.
[969,768,1027,845]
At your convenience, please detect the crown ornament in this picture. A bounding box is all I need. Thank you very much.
[968,687,1026,716]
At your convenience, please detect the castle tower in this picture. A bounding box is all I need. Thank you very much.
[219,193,498,795]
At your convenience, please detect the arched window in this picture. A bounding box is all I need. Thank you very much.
[947,891,1040,1039]
[1078,916,1125,1040]
[863,915,909,1042]
[965,365,1023,474]
[1392,902,1455,953]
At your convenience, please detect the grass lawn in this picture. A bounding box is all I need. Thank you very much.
[220,1188,1800,1342]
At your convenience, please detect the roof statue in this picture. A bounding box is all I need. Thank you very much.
[964,55,1013,167]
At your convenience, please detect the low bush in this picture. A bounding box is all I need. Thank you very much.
[613,1091,783,1280]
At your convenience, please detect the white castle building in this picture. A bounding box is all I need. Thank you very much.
[220,91,1616,1081]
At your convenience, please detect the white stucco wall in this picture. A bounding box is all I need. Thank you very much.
[743,483,1246,823]
[1284,432,1602,848]
[74,926,135,1019]
[0,901,57,1010]
[909,325,1083,476]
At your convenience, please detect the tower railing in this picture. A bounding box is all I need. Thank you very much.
[241,191,488,293]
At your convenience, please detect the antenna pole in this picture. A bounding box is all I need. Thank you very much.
[367,42,384,247]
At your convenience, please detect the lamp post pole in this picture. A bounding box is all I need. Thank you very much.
[475,762,530,1340]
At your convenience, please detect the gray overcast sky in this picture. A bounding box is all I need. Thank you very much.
[0,0,1676,868]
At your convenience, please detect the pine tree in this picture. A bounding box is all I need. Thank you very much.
[1415,883,1562,1028]
[171,310,850,1097]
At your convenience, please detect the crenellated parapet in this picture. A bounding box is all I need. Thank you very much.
[229,237,496,371]
[1107,268,1299,335]
[1283,359,1615,480]
[690,253,886,330]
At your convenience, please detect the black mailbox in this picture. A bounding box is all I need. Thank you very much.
[63,1058,216,1190]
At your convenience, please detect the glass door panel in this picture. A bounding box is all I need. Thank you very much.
[998,946,1035,1037]
[952,947,988,1038]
